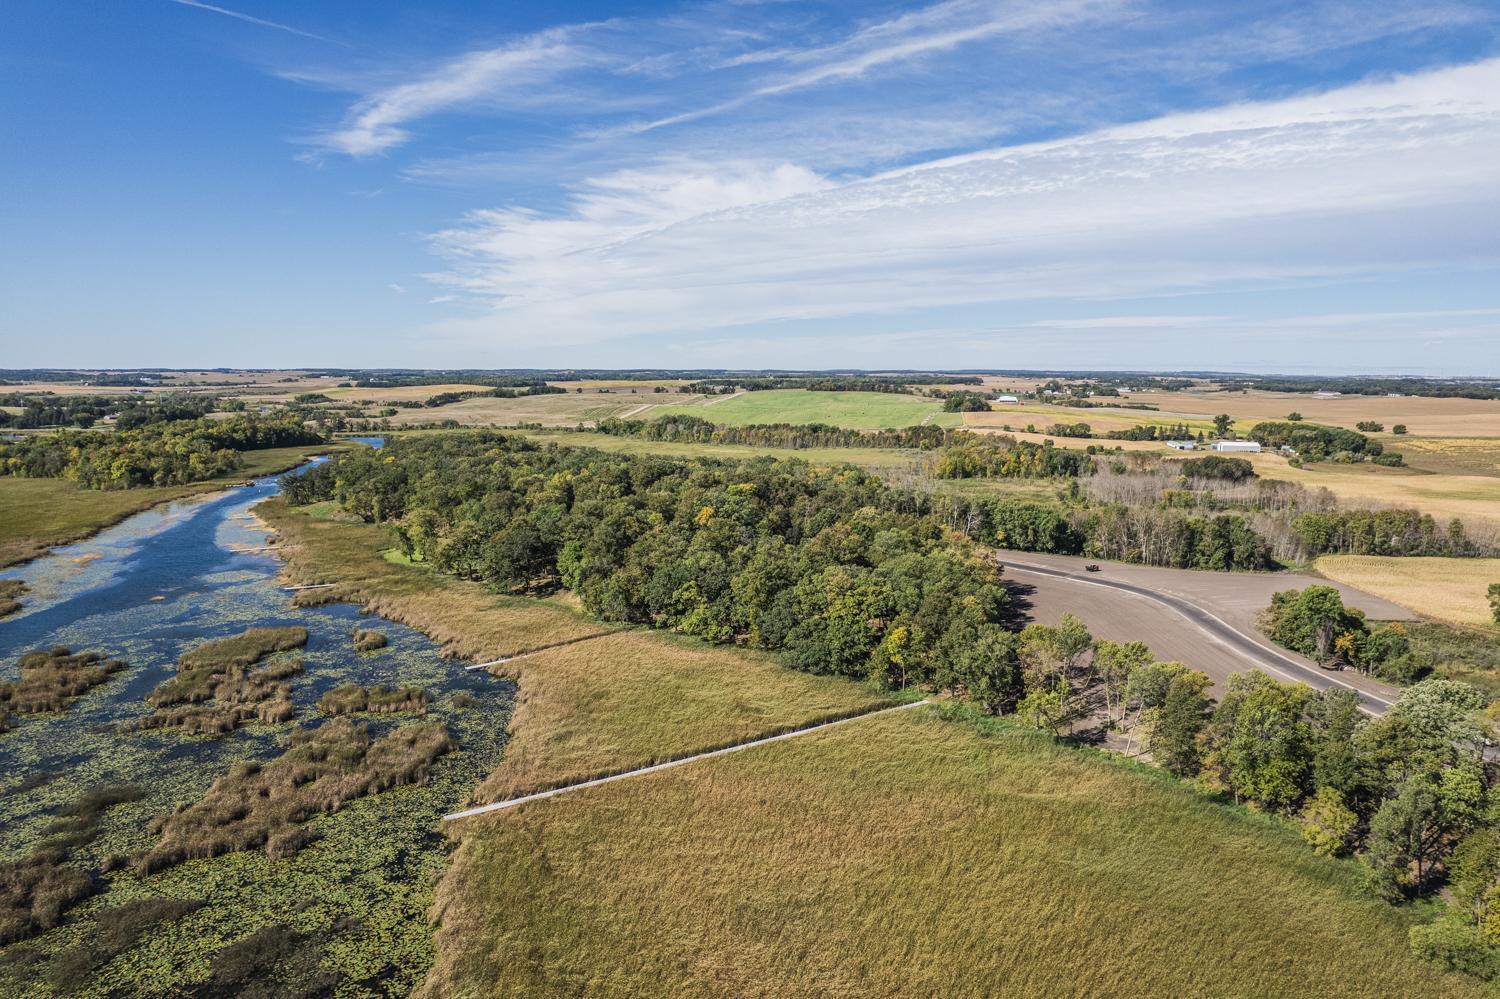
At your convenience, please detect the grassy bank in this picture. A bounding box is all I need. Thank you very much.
[0,444,340,568]
[424,705,1477,998]
[258,499,892,801]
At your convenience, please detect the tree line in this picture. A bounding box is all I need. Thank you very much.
[283,432,1013,689]
[0,416,322,489]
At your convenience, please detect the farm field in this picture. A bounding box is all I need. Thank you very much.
[382,387,708,427]
[1252,459,1500,534]
[1124,389,1500,437]
[321,382,493,403]
[1381,436,1500,477]
[964,404,1217,436]
[424,706,1474,998]
[0,443,339,567]
[656,389,962,429]
[1316,554,1500,627]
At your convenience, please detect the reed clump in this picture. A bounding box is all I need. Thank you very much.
[139,627,307,735]
[0,579,26,618]
[0,647,126,718]
[133,718,452,874]
[351,628,388,653]
[0,847,93,945]
[316,683,426,717]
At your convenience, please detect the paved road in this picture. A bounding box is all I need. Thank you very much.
[999,551,1404,714]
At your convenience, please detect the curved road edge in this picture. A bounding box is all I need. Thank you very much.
[1001,558,1397,715]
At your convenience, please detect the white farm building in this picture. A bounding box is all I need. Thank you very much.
[1166,440,1197,450]
[1211,440,1261,453]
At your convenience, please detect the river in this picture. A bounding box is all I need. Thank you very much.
[0,440,514,994]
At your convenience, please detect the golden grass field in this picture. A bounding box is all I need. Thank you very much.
[1315,554,1500,627]
[421,706,1477,999]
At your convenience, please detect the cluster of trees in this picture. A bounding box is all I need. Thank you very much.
[1039,621,1500,978]
[1292,508,1480,558]
[933,438,1092,479]
[961,497,1274,570]
[1106,422,1200,441]
[941,391,991,412]
[1045,422,1092,438]
[1250,421,1377,459]
[591,414,963,450]
[285,432,1012,687]
[1176,455,1256,482]
[0,393,222,430]
[423,385,565,407]
[0,416,322,489]
[1263,586,1424,682]
[680,375,977,395]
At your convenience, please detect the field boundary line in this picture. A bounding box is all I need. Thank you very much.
[444,699,930,821]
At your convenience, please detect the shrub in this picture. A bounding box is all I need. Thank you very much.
[1409,915,1500,979]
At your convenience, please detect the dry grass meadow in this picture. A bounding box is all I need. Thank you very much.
[421,706,1477,999]
[1316,554,1500,627]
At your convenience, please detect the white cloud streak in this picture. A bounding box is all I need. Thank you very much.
[422,58,1500,349]
[314,28,591,156]
[166,0,329,42]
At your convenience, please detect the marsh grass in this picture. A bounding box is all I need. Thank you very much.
[138,627,308,736]
[0,647,126,718]
[425,706,1479,998]
[351,628,388,653]
[135,718,453,874]
[0,580,25,618]
[0,847,93,946]
[317,682,426,716]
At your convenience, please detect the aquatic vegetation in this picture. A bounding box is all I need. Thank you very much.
[0,846,94,945]
[0,580,24,618]
[135,718,453,874]
[44,895,205,989]
[0,647,127,720]
[351,628,388,653]
[204,922,341,998]
[317,682,426,716]
[46,785,145,840]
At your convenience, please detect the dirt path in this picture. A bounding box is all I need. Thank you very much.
[703,391,746,406]
[1000,552,1400,712]
[443,699,930,821]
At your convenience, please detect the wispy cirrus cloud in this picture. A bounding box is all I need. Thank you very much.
[310,27,595,157]
[421,58,1500,348]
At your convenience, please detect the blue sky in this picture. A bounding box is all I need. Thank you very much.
[3,0,1499,373]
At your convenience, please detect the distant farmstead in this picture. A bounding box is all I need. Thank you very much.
[1166,440,1197,450]
[994,395,1020,403]
[1211,440,1262,453]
